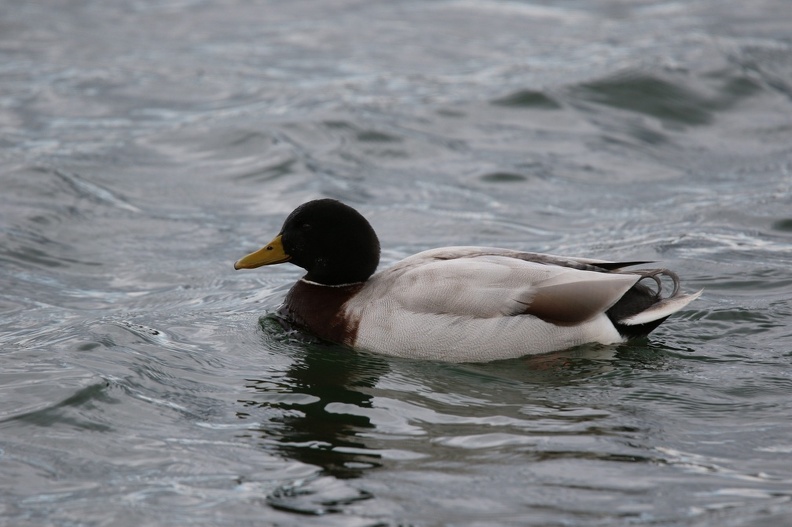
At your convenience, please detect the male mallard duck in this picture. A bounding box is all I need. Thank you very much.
[235,199,701,362]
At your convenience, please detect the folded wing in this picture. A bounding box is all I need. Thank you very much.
[384,248,643,324]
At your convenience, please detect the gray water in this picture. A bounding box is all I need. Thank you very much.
[2,1,792,525]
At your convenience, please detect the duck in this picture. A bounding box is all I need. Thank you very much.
[234,199,701,362]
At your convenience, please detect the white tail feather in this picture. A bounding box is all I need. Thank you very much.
[620,289,703,326]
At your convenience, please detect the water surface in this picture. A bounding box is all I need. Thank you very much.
[2,1,792,526]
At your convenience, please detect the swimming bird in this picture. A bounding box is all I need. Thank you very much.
[235,199,701,362]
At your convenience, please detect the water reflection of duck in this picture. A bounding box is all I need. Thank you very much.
[244,339,389,479]
[236,199,701,362]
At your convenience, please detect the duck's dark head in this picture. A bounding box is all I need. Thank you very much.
[234,199,381,286]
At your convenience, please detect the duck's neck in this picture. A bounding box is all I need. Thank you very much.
[301,256,377,286]
[299,277,366,288]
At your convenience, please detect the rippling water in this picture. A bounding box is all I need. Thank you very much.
[2,1,792,525]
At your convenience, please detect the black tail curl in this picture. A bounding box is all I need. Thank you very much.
[606,268,682,339]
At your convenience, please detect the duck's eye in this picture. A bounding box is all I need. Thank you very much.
[301,223,312,230]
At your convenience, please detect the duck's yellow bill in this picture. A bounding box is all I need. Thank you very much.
[234,234,290,270]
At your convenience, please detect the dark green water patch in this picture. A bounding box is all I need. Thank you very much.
[573,69,765,127]
[356,130,402,143]
[491,89,561,109]
[772,218,792,232]
[575,72,713,125]
[479,172,529,183]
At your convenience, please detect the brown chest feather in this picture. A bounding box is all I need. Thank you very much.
[280,280,363,346]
